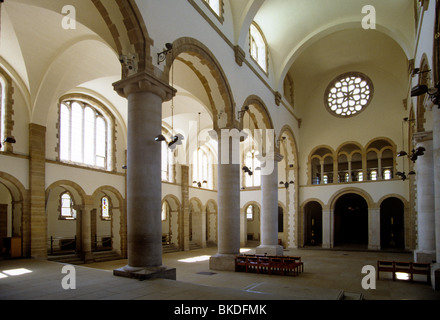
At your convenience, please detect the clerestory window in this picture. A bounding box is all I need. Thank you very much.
[59,98,113,170]
[250,22,268,73]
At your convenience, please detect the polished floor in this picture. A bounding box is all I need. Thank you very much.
[0,245,439,301]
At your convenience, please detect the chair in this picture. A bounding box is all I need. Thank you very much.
[247,256,259,273]
[235,255,247,272]
[258,256,271,274]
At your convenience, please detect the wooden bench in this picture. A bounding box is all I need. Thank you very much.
[377,260,431,284]
[235,254,304,276]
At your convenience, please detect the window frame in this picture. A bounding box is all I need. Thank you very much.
[324,72,374,118]
[246,205,254,221]
[100,196,111,221]
[60,192,76,220]
[202,0,224,23]
[58,95,115,171]
[249,22,269,75]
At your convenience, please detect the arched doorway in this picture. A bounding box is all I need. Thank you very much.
[380,197,405,250]
[304,201,322,246]
[334,193,368,248]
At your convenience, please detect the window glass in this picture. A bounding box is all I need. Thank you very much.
[59,99,110,169]
[101,196,110,219]
[325,72,373,117]
[250,23,267,72]
[246,205,254,220]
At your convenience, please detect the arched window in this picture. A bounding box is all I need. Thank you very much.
[161,202,168,222]
[246,205,254,221]
[370,170,378,181]
[193,148,213,189]
[250,22,268,73]
[59,98,113,170]
[60,192,76,220]
[384,169,392,180]
[101,196,110,220]
[203,0,221,17]
[323,175,329,184]
[244,151,261,187]
[357,172,364,182]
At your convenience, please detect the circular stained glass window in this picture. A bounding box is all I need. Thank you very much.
[325,72,373,117]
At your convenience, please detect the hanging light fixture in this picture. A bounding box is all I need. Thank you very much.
[396,118,421,180]
[193,112,208,188]
[155,48,184,150]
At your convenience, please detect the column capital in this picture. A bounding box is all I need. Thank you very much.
[113,71,176,102]
[413,131,433,144]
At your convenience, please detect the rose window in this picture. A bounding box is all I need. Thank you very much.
[325,72,373,117]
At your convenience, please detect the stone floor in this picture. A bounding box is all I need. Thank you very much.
[1,245,439,301]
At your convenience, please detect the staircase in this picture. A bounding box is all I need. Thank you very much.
[48,253,84,265]
[92,250,121,262]
[163,244,179,254]
[337,291,364,300]
[48,250,122,265]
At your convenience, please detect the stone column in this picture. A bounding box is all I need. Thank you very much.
[432,107,440,264]
[368,207,380,250]
[112,72,176,280]
[322,207,332,248]
[256,152,284,256]
[413,131,435,263]
[210,128,241,271]
[181,165,190,251]
[29,123,47,259]
[81,200,94,263]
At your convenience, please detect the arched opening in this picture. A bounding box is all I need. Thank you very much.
[380,197,405,250]
[334,193,368,248]
[245,203,260,242]
[0,181,21,258]
[304,201,322,247]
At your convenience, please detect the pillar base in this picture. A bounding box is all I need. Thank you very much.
[432,263,440,291]
[81,252,95,264]
[255,245,284,256]
[414,250,436,263]
[209,253,237,271]
[113,265,176,280]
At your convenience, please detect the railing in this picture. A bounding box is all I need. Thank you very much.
[48,235,113,254]
[93,235,113,251]
[48,236,77,255]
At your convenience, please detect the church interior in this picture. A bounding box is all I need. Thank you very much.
[0,0,440,302]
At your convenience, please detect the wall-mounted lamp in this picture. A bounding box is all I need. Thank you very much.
[157,43,173,65]
[396,171,415,181]
[280,181,294,189]
[411,82,440,107]
[242,166,253,176]
[411,68,431,77]
[155,133,184,150]
[3,136,16,144]
[238,106,249,119]
[192,180,207,188]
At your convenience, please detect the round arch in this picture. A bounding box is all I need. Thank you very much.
[301,200,324,247]
[91,185,125,256]
[0,171,29,257]
[165,37,236,130]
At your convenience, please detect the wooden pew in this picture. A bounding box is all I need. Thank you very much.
[235,254,304,276]
[377,260,431,284]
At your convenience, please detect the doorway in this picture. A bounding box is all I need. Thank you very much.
[380,197,405,250]
[304,201,322,246]
[334,193,368,248]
